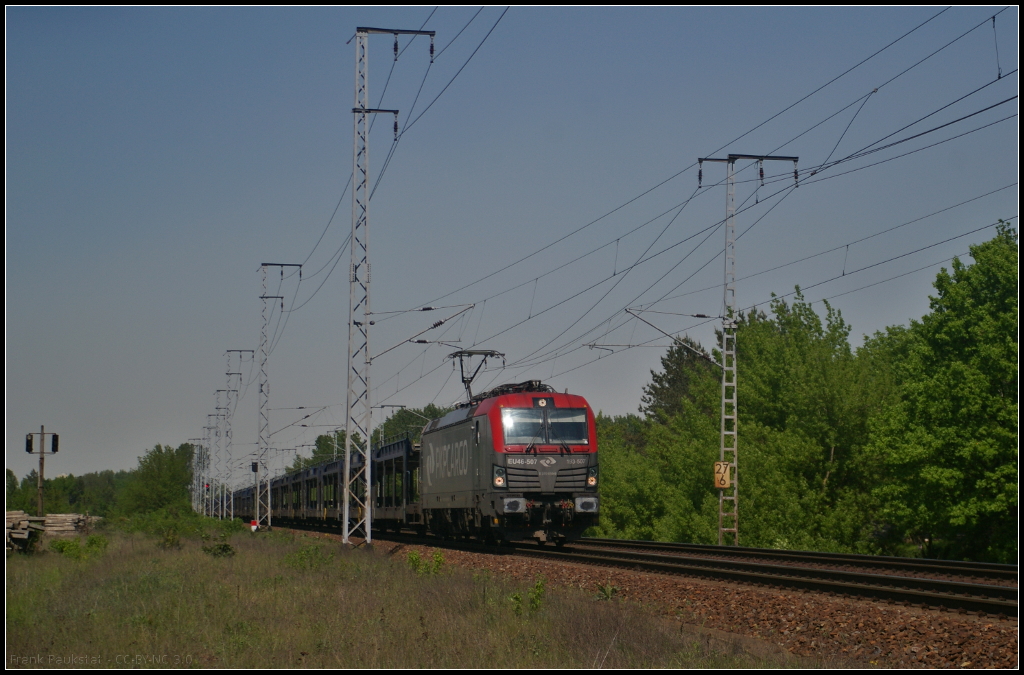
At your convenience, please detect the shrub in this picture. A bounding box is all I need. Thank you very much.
[284,544,334,570]
[84,534,109,552]
[202,542,235,558]
[49,538,83,559]
[406,549,444,575]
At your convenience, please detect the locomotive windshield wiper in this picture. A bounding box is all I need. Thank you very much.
[548,426,571,455]
[525,427,543,455]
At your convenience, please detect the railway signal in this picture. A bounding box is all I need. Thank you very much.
[697,154,798,546]
[25,426,60,517]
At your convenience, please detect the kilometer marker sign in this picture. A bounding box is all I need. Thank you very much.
[714,461,732,488]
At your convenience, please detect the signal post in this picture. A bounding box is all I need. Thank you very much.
[24,425,60,517]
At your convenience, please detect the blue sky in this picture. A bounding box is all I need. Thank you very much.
[6,7,1018,482]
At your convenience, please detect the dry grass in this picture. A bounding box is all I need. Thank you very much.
[7,530,788,668]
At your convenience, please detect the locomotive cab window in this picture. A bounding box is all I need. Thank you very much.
[547,409,588,445]
[502,407,588,445]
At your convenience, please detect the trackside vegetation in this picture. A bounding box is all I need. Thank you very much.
[6,531,775,668]
[591,225,1017,563]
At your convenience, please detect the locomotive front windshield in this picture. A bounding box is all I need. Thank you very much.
[502,408,589,445]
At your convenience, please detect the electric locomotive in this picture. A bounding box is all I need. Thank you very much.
[233,380,599,546]
[373,380,599,545]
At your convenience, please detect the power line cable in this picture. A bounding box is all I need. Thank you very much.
[348,9,1013,401]
[404,7,955,310]
[535,217,1015,381]
[648,183,1018,307]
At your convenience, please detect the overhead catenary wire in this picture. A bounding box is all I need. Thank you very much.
[519,216,1016,377]
[646,183,1018,307]
[393,22,1015,385]
[371,7,509,200]
[220,8,1016,457]
[273,7,502,330]
[403,3,954,309]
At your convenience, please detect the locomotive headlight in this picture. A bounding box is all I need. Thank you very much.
[493,465,507,488]
[587,466,598,487]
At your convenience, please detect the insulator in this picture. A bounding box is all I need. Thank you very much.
[698,169,703,188]
[759,162,764,186]
[394,36,399,61]
[420,306,435,311]
[394,117,399,140]
[430,37,435,63]
[432,320,443,329]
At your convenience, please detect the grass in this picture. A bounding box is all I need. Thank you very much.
[8,527,783,668]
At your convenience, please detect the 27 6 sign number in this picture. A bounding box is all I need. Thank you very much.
[714,461,732,489]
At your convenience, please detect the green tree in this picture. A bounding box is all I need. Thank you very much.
[6,468,18,505]
[286,431,367,473]
[868,224,1018,562]
[374,404,452,446]
[639,336,718,421]
[116,443,194,514]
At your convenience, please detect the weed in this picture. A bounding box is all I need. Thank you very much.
[85,534,109,552]
[158,529,181,550]
[406,549,445,575]
[202,534,236,558]
[528,577,546,612]
[429,550,444,575]
[49,538,84,559]
[595,582,619,601]
[285,544,334,571]
[509,591,524,616]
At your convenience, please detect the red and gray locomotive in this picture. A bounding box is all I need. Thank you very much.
[378,380,599,544]
[235,380,599,545]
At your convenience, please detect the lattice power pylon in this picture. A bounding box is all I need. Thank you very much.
[256,265,298,528]
[343,26,434,546]
[698,153,798,545]
[225,349,251,520]
[188,438,204,513]
[203,417,218,517]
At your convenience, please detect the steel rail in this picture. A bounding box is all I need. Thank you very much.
[273,524,1016,616]
[509,544,1017,616]
[579,537,1017,582]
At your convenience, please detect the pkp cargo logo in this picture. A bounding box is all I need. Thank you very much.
[424,439,469,486]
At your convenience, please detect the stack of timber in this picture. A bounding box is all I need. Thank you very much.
[5,511,45,551]
[43,513,101,536]
[5,511,102,550]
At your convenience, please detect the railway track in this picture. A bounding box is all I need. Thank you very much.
[283,524,1018,617]
[512,539,1017,617]
[575,537,1017,586]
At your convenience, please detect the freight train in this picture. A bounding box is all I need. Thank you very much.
[233,381,599,545]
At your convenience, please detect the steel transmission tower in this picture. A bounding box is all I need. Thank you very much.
[225,349,251,520]
[215,391,233,518]
[698,153,798,546]
[203,417,218,517]
[188,437,204,513]
[343,26,434,546]
[256,264,299,529]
